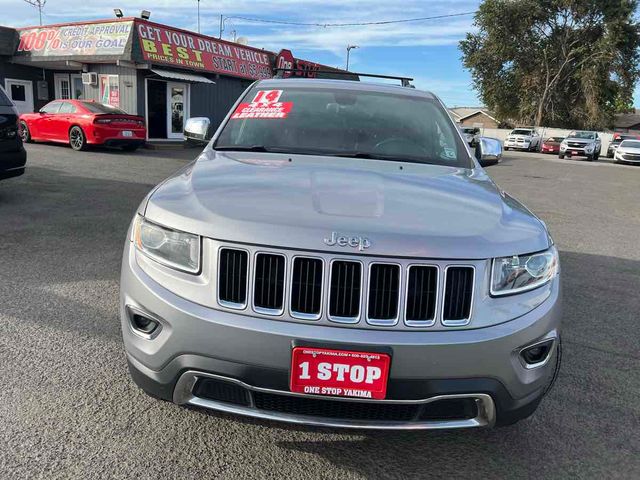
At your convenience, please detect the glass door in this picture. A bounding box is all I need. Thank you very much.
[70,74,84,99]
[166,82,188,139]
[54,74,71,99]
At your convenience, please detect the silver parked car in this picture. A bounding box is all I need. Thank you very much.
[121,79,561,430]
[558,131,601,161]
[613,139,640,165]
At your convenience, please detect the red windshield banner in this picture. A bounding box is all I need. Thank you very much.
[137,21,274,80]
[231,90,293,119]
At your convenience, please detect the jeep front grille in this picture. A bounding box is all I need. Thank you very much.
[442,266,474,325]
[253,253,285,313]
[329,260,362,321]
[218,248,249,308]
[290,257,323,319]
[216,245,477,328]
[367,263,401,324]
[405,265,438,325]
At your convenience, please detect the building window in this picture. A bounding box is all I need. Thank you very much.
[100,74,120,107]
[10,84,26,102]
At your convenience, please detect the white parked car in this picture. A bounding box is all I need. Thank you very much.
[614,139,640,165]
[503,128,541,152]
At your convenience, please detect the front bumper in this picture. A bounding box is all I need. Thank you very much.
[121,242,562,429]
[560,146,594,157]
[504,140,531,149]
[0,145,26,180]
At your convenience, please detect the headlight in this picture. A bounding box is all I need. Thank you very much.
[133,215,201,273]
[490,246,558,296]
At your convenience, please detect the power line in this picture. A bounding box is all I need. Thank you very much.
[224,11,476,28]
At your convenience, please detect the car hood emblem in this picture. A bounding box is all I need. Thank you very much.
[324,232,371,251]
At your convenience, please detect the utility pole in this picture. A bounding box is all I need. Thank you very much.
[197,0,200,33]
[346,45,359,71]
[23,0,46,25]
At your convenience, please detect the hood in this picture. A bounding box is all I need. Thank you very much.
[143,150,550,259]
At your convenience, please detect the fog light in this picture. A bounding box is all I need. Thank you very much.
[127,306,161,338]
[520,339,554,368]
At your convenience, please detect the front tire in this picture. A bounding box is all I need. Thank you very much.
[69,126,87,151]
[19,121,31,143]
[558,153,564,159]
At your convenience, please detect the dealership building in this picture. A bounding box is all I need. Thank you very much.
[0,18,348,141]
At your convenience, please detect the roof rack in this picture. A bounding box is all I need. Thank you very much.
[273,68,414,87]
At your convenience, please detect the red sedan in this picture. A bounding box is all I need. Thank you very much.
[19,99,146,151]
[540,136,565,154]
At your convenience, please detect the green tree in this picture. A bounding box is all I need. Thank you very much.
[460,0,640,129]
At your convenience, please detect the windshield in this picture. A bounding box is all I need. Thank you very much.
[80,101,127,114]
[546,137,564,143]
[620,140,640,149]
[214,86,471,168]
[462,127,477,134]
[568,131,595,139]
[511,129,532,135]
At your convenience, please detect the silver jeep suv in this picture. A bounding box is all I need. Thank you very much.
[120,79,561,430]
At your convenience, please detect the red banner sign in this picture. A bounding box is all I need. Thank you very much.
[276,49,320,78]
[137,21,273,80]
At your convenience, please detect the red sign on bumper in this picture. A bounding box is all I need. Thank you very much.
[290,347,391,400]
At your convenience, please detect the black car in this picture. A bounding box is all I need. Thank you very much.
[0,85,26,180]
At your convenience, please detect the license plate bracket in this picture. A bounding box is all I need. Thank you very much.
[290,346,391,400]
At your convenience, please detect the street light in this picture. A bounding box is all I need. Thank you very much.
[346,45,359,71]
[140,10,151,20]
[113,8,123,18]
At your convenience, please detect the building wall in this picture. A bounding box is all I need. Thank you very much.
[189,75,253,129]
[0,60,53,111]
[460,112,499,129]
[84,64,138,114]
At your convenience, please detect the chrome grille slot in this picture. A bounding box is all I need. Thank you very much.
[328,260,362,322]
[443,266,474,325]
[290,257,323,319]
[367,263,400,325]
[218,248,249,308]
[214,242,478,329]
[253,253,285,314]
[405,265,438,325]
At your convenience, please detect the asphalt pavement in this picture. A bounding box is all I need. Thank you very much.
[1,144,639,479]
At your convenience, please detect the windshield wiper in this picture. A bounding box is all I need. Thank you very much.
[214,145,274,152]
[329,151,435,164]
[330,151,397,160]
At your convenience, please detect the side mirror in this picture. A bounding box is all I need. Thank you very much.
[38,110,46,114]
[183,117,211,145]
[475,137,503,166]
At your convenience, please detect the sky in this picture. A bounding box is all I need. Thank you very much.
[2,0,639,107]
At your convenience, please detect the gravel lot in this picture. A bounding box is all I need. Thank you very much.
[1,144,639,479]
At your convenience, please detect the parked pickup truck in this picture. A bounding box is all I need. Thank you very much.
[503,128,541,151]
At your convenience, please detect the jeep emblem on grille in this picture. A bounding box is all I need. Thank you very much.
[324,232,371,251]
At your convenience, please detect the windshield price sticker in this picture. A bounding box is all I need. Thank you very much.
[231,90,293,119]
[290,347,391,400]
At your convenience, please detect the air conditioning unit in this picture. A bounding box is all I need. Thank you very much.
[81,72,97,85]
